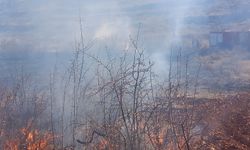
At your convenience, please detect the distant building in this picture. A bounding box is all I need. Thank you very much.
[209,30,250,48]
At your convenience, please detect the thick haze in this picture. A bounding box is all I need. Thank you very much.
[0,0,211,75]
[1,0,250,81]
[0,0,212,51]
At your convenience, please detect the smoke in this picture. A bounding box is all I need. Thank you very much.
[1,1,250,148]
[1,0,250,84]
[0,0,208,50]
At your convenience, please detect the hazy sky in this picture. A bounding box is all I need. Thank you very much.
[0,1,213,75]
[0,0,214,52]
[2,0,250,82]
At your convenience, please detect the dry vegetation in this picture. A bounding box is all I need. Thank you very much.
[0,24,250,150]
[0,39,249,150]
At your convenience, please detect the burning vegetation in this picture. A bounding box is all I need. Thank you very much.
[4,126,54,150]
[1,1,250,149]
[1,42,249,150]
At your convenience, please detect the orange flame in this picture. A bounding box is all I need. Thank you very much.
[150,131,165,146]
[4,127,55,150]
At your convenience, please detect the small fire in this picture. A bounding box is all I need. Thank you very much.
[150,131,165,146]
[98,139,108,150]
[4,127,55,150]
[4,140,19,150]
[94,138,118,150]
